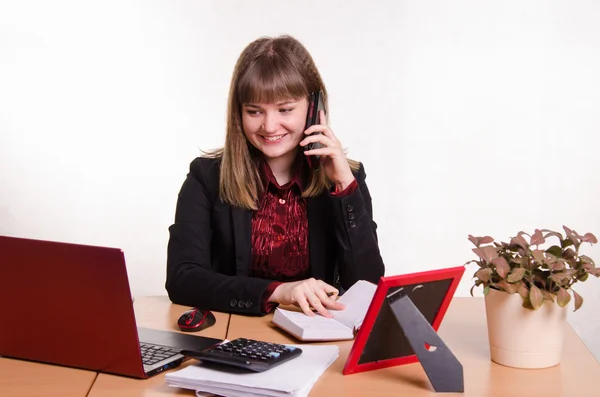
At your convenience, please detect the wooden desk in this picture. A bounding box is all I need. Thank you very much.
[0,357,96,397]
[227,297,600,397]
[87,296,229,397]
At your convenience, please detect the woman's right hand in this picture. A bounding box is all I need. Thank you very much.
[268,278,345,318]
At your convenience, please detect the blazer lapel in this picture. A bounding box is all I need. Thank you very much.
[231,206,252,277]
[307,196,327,281]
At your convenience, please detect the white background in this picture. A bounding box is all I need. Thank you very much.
[1,1,599,360]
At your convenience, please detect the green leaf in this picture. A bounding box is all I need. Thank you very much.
[542,230,564,243]
[546,245,563,258]
[572,290,583,311]
[582,263,596,272]
[550,273,570,283]
[491,256,510,279]
[472,246,499,263]
[495,280,517,294]
[531,249,546,264]
[516,283,529,299]
[562,248,577,259]
[468,235,494,247]
[580,233,598,244]
[541,290,555,302]
[580,255,595,265]
[521,298,534,310]
[475,268,493,283]
[551,259,566,271]
[507,268,527,283]
[483,285,490,296]
[563,225,579,241]
[557,288,571,307]
[530,229,545,246]
[520,256,534,271]
[529,284,544,310]
[562,239,574,249]
[510,256,524,266]
[511,235,529,250]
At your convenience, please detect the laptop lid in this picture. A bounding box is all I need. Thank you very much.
[0,235,219,378]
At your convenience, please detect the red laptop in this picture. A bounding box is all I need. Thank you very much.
[0,235,221,378]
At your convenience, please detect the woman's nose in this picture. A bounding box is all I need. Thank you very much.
[262,112,280,133]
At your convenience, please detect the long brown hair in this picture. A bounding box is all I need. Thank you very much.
[206,35,359,210]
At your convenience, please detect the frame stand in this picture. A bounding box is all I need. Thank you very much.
[387,288,464,393]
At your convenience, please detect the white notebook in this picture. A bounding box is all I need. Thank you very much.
[272,280,377,341]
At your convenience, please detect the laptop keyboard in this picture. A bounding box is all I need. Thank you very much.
[140,343,180,366]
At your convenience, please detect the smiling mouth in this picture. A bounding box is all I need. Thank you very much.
[261,134,287,142]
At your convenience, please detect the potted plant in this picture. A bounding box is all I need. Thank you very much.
[467,226,599,369]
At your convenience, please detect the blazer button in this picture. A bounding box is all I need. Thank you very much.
[349,220,356,228]
[348,212,355,220]
[238,300,246,308]
[347,204,354,212]
[245,301,253,308]
[230,299,237,307]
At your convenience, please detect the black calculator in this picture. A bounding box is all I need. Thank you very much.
[181,338,302,372]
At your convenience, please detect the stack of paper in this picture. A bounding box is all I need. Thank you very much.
[165,344,338,397]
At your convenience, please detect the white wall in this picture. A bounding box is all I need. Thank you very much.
[1,1,599,359]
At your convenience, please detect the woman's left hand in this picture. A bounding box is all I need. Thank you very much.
[300,110,355,191]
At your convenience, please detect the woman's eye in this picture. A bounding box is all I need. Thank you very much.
[246,110,261,116]
[279,108,294,113]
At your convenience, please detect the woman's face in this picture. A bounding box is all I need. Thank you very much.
[241,97,309,162]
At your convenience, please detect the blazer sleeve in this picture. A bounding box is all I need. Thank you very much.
[329,162,385,289]
[165,158,272,315]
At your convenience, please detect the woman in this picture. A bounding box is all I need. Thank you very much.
[166,35,384,317]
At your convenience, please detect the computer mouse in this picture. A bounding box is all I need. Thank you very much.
[177,308,216,332]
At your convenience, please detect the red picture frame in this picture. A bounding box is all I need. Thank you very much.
[342,266,465,375]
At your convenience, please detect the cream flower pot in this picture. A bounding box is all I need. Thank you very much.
[484,287,568,369]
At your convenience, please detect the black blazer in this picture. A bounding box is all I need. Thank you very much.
[166,157,385,315]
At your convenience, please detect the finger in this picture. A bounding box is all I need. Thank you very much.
[303,147,344,158]
[308,294,333,318]
[296,295,315,317]
[304,124,338,142]
[319,109,328,125]
[318,281,345,308]
[315,289,345,310]
[316,291,344,310]
[316,279,337,292]
[299,133,337,149]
